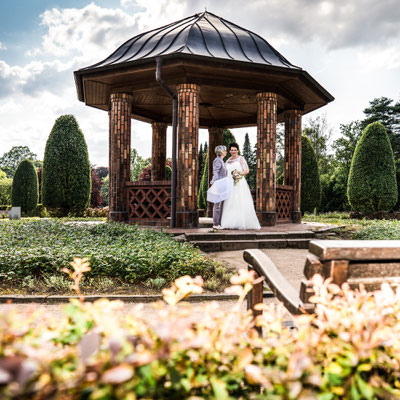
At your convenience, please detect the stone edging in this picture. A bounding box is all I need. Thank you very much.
[0,292,274,304]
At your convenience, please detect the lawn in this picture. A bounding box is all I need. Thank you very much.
[0,220,231,295]
[303,211,400,239]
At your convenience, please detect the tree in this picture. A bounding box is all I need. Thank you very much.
[0,146,37,178]
[131,148,150,181]
[90,167,104,208]
[223,129,237,162]
[303,115,333,175]
[42,115,91,212]
[361,97,400,158]
[11,159,38,212]
[301,136,321,213]
[94,166,108,180]
[198,143,204,187]
[0,168,12,205]
[198,150,209,210]
[100,175,109,206]
[242,133,257,190]
[347,122,397,212]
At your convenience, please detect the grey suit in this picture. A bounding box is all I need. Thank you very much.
[210,156,227,226]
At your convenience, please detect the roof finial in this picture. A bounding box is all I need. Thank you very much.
[205,7,207,12]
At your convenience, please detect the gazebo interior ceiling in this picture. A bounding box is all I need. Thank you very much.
[75,11,333,128]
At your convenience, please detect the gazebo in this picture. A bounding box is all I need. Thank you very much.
[74,11,333,228]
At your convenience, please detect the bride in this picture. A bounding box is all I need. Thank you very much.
[220,143,261,230]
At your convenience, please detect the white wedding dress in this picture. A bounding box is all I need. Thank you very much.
[220,156,261,230]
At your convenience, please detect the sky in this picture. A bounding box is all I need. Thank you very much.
[1,0,400,167]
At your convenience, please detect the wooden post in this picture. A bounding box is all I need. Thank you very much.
[176,83,200,228]
[109,93,133,222]
[256,92,277,226]
[247,265,263,335]
[284,110,302,223]
[151,122,167,181]
[207,126,224,217]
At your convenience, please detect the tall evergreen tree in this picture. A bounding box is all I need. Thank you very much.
[223,129,237,162]
[348,122,397,212]
[301,136,321,213]
[198,143,204,187]
[11,159,38,212]
[242,133,257,190]
[361,97,400,158]
[42,115,91,212]
[198,150,209,210]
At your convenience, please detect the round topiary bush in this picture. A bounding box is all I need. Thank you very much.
[301,135,321,213]
[42,115,91,213]
[11,159,38,212]
[347,122,397,212]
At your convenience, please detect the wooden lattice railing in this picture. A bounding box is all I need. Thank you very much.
[276,185,293,222]
[127,181,294,225]
[126,181,171,226]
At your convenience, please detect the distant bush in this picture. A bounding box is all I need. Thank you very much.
[11,159,38,212]
[1,268,400,399]
[0,171,12,205]
[348,122,397,212]
[42,115,91,213]
[301,135,321,213]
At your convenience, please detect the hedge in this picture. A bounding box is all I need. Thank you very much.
[348,122,397,212]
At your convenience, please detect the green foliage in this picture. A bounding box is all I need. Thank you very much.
[242,133,257,190]
[361,96,400,158]
[131,148,150,181]
[0,169,12,205]
[0,220,221,286]
[11,159,38,212]
[348,122,397,212]
[198,150,209,210]
[301,136,321,213]
[0,145,37,178]
[352,220,400,239]
[320,165,350,212]
[100,175,109,206]
[42,115,91,212]
[222,129,237,161]
[2,271,400,399]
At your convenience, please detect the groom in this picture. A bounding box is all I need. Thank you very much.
[210,145,227,229]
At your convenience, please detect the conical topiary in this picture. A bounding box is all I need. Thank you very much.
[11,159,39,212]
[301,135,321,213]
[347,122,397,212]
[42,115,91,212]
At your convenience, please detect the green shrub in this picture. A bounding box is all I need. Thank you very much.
[42,115,91,212]
[198,150,209,210]
[1,269,400,399]
[23,203,49,218]
[11,159,38,212]
[301,135,321,213]
[0,177,12,205]
[348,122,397,212]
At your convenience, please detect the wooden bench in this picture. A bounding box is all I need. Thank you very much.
[245,240,400,316]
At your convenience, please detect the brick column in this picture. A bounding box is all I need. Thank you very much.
[256,92,277,226]
[176,83,200,228]
[151,122,167,181]
[284,109,302,223]
[109,93,133,222]
[207,126,224,217]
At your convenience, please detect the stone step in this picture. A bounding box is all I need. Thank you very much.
[185,231,315,242]
[191,238,311,252]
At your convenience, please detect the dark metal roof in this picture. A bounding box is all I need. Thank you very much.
[82,11,301,71]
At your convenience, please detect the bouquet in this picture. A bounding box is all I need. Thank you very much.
[231,169,242,185]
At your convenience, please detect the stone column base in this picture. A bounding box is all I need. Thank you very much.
[109,211,128,222]
[176,210,199,228]
[258,211,276,226]
[291,211,302,224]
